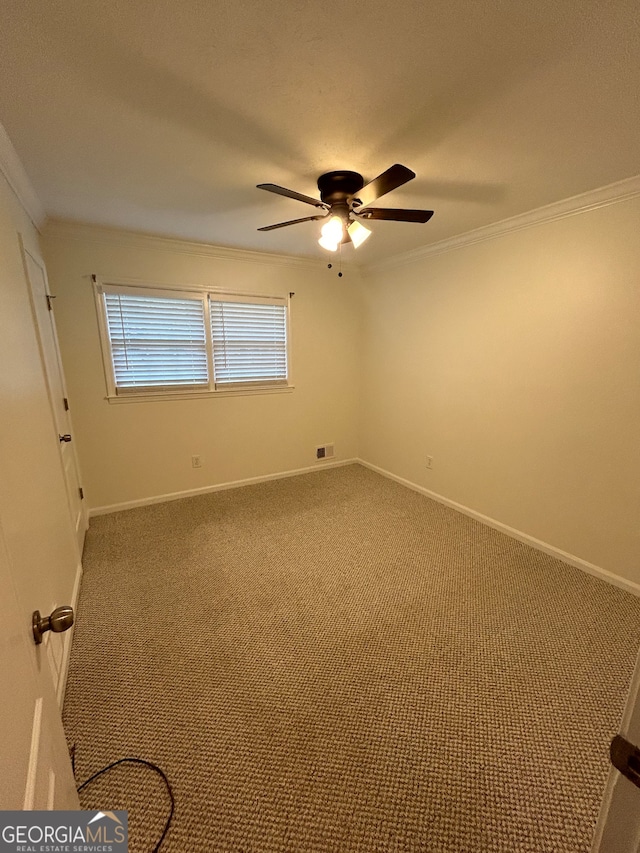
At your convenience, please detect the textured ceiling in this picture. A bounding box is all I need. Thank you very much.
[1,0,638,264]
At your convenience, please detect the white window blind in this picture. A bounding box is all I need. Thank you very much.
[104,291,209,391]
[210,298,288,387]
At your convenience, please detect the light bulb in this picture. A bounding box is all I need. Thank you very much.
[318,234,339,251]
[320,215,344,244]
[347,219,372,248]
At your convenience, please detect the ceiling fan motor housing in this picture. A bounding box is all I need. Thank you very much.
[317,171,365,206]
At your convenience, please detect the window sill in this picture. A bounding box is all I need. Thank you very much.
[105,385,295,404]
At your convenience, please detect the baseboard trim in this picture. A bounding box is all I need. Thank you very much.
[57,560,83,709]
[357,459,640,598]
[88,458,358,517]
[88,457,639,597]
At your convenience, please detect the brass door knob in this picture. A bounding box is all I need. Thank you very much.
[32,605,74,645]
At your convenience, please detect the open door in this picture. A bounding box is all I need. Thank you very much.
[0,153,82,810]
[0,515,78,809]
[592,646,640,851]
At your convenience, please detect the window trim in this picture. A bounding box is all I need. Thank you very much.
[93,277,293,401]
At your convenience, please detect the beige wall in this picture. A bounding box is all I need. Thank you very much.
[42,197,639,586]
[41,223,362,509]
[360,197,640,583]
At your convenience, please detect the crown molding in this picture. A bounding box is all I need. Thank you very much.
[364,174,640,274]
[42,218,351,271]
[36,173,640,274]
[0,122,46,229]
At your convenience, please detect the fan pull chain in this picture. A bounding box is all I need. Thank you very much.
[326,249,344,278]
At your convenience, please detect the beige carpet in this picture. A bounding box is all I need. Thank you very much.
[63,464,640,852]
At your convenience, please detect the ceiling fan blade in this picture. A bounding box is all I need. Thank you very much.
[258,214,328,232]
[357,208,434,223]
[349,164,415,208]
[257,183,327,209]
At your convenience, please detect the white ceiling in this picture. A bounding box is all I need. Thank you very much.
[1,0,638,264]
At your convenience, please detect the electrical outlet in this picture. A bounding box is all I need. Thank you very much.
[191,455,202,468]
[426,456,433,469]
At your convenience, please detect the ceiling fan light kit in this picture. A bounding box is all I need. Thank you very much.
[257,164,434,256]
[346,219,371,249]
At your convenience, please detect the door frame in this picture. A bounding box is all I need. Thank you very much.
[20,237,88,557]
[592,645,640,851]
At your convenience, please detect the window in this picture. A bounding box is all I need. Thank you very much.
[103,289,209,391]
[95,281,290,398]
[210,296,288,387]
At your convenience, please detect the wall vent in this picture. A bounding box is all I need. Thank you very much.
[316,443,335,461]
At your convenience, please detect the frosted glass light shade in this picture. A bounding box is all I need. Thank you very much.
[347,219,372,248]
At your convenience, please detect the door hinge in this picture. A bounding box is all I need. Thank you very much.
[78,487,84,500]
[611,735,640,790]
[46,294,56,311]
[63,397,69,411]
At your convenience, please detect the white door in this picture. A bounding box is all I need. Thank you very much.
[0,516,79,810]
[21,241,87,557]
[592,647,640,851]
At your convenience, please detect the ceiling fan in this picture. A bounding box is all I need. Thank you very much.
[257,164,434,252]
